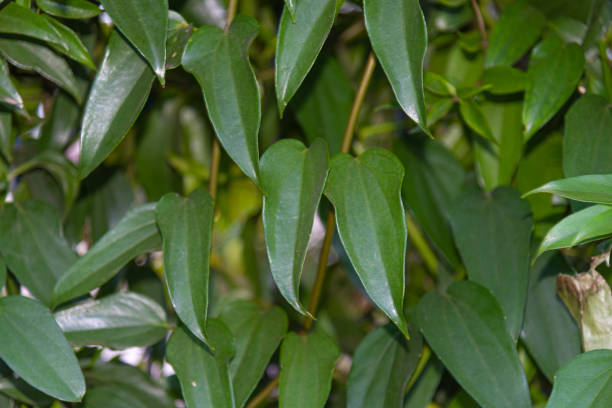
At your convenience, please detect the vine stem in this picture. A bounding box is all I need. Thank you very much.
[469,0,488,50]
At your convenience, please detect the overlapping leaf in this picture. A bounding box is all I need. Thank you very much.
[0,56,22,109]
[526,174,612,205]
[36,0,102,19]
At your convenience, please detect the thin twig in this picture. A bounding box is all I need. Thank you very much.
[470,0,488,50]
[245,376,280,408]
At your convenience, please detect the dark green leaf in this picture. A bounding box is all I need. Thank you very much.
[166,11,192,70]
[417,281,530,408]
[182,15,261,186]
[485,0,546,67]
[275,0,338,115]
[79,29,155,178]
[403,357,444,408]
[347,323,423,408]
[40,90,81,150]
[0,200,77,306]
[325,149,410,337]
[0,296,85,402]
[0,56,22,109]
[546,349,612,407]
[0,110,13,161]
[52,203,161,306]
[458,99,496,143]
[526,174,612,205]
[364,0,428,132]
[99,0,168,82]
[0,258,5,292]
[88,172,135,242]
[54,292,168,349]
[156,188,213,345]
[166,321,235,408]
[260,138,328,314]
[523,35,585,139]
[217,300,288,408]
[482,66,526,95]
[0,365,53,406]
[83,385,172,408]
[449,187,532,340]
[279,330,339,408]
[36,0,102,19]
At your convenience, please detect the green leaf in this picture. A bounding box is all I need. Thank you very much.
[325,149,410,337]
[260,139,329,314]
[347,323,423,408]
[0,200,77,306]
[99,0,168,83]
[0,37,81,103]
[40,90,81,150]
[485,0,546,67]
[523,35,585,139]
[52,203,161,307]
[275,0,338,115]
[521,252,581,382]
[279,330,339,408]
[0,56,22,109]
[79,29,155,178]
[449,187,532,340]
[166,321,235,408]
[564,94,612,177]
[217,300,288,408]
[0,296,85,402]
[0,110,13,161]
[284,0,296,21]
[35,0,102,19]
[166,11,193,70]
[458,99,496,143]
[403,357,444,408]
[0,3,94,69]
[156,188,213,345]
[54,292,168,349]
[182,15,261,186]
[482,66,527,95]
[424,71,456,96]
[526,174,612,205]
[417,281,531,408]
[364,0,428,132]
[0,365,53,407]
[546,349,612,408]
[0,258,5,292]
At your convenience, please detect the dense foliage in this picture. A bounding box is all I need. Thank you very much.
[0,0,611,407]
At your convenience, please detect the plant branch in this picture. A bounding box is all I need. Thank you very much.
[470,0,488,50]
[405,213,437,277]
[245,376,280,408]
[225,0,238,32]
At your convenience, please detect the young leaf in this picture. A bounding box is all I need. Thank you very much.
[275,0,338,115]
[217,300,288,408]
[79,29,155,178]
[485,0,546,67]
[35,0,102,19]
[546,349,612,408]
[54,292,168,349]
[99,0,168,83]
[482,66,526,95]
[279,330,339,408]
[0,200,77,306]
[325,149,410,337]
[449,187,532,340]
[458,99,496,143]
[52,203,161,307]
[523,35,585,139]
[0,296,85,402]
[525,174,612,205]
[166,321,235,408]
[260,139,329,314]
[363,0,428,133]
[417,281,531,408]
[0,56,23,109]
[182,15,261,186]
[347,323,423,408]
[156,188,214,345]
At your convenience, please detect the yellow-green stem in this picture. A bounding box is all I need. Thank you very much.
[405,213,438,277]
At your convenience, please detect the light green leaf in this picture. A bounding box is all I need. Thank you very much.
[449,187,532,340]
[79,29,155,178]
[523,34,585,139]
[166,11,193,70]
[36,0,102,19]
[424,71,456,96]
[485,0,546,67]
[54,292,168,349]
[0,296,85,402]
[0,200,77,306]
[260,139,328,314]
[156,188,213,345]
[482,66,526,95]
[279,330,339,408]
[99,0,168,82]
[364,0,428,132]
[166,321,235,408]
[182,15,261,186]
[284,0,296,21]
[217,300,288,408]
[52,203,161,307]
[458,99,496,143]
[275,0,338,115]
[325,149,410,337]
[546,349,612,408]
[526,174,612,205]
[417,281,531,408]
[0,3,94,69]
[347,323,423,408]
[0,56,22,109]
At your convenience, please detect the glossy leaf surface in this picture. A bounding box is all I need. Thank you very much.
[166,11,193,70]
[0,56,22,109]
[526,174,612,205]
[36,0,102,19]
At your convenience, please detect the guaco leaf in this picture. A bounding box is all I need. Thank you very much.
[364,0,428,133]
[325,148,410,338]
[0,56,22,109]
[79,30,155,178]
[525,174,612,205]
[36,0,102,19]
[182,15,261,186]
[260,138,329,314]
[99,0,168,83]
[166,11,193,70]
[156,188,214,345]
[275,0,338,115]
